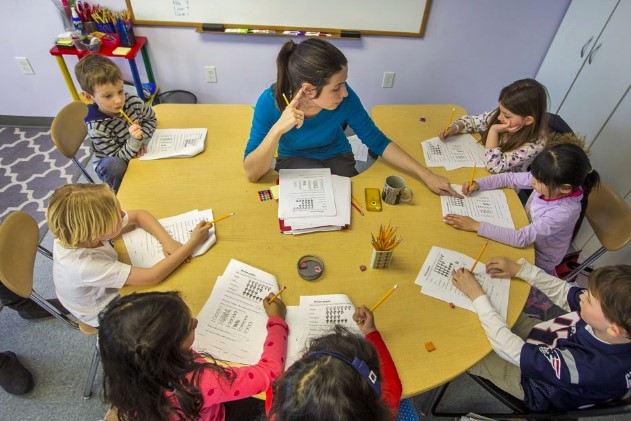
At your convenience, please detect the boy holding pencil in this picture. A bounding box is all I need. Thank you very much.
[75,55,156,192]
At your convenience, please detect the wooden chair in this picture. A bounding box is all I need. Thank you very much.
[50,101,94,183]
[431,373,631,420]
[565,183,631,282]
[0,211,99,398]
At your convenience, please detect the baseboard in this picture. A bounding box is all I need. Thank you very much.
[0,115,54,127]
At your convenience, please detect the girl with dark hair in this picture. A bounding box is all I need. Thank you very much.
[243,38,459,197]
[439,78,549,173]
[98,291,288,421]
[443,143,600,310]
[266,305,402,421]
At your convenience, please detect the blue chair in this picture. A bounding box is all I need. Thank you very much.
[396,398,420,421]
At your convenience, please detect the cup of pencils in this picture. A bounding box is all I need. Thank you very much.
[370,223,402,269]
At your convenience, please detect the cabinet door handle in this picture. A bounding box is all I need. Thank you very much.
[588,42,602,65]
[580,36,594,59]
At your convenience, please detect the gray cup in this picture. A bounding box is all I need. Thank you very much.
[382,175,413,205]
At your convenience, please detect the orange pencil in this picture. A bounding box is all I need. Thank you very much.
[204,213,235,227]
[470,241,489,272]
[268,286,287,303]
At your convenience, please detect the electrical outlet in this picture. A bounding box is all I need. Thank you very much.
[15,57,35,75]
[382,71,395,88]
[204,65,217,83]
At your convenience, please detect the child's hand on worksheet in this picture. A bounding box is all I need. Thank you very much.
[264,292,287,319]
[486,257,521,278]
[438,124,458,140]
[135,144,147,158]
[275,88,305,134]
[451,268,485,301]
[353,305,377,336]
[129,120,144,140]
[443,214,480,232]
[462,181,479,196]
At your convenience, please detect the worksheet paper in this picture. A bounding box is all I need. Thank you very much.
[122,209,216,268]
[441,185,515,229]
[281,175,351,234]
[278,168,337,218]
[415,246,510,320]
[139,128,207,160]
[421,134,486,170]
[347,135,369,162]
[285,294,361,368]
[193,259,280,365]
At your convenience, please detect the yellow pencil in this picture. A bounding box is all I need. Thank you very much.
[204,212,235,227]
[268,286,287,303]
[470,241,489,272]
[444,107,456,132]
[370,284,398,313]
[282,93,290,106]
[468,164,477,190]
[119,109,134,125]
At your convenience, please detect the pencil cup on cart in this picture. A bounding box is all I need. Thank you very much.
[382,175,413,205]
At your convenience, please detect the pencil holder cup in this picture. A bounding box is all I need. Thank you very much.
[101,34,120,48]
[371,249,393,269]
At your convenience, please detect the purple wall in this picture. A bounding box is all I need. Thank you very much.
[0,0,569,117]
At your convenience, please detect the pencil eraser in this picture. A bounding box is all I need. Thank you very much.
[201,23,224,32]
[425,341,436,352]
[448,302,455,309]
[341,30,361,38]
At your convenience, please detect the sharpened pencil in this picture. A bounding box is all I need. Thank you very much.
[370,284,398,313]
[444,107,456,132]
[351,201,364,216]
[119,109,134,125]
[470,241,489,272]
[268,286,286,303]
[204,213,235,227]
[469,164,477,190]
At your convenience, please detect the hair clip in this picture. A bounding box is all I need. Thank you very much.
[308,351,381,397]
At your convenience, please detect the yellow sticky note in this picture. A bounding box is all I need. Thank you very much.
[112,47,132,56]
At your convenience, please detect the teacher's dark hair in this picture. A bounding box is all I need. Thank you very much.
[275,38,348,111]
[267,326,392,421]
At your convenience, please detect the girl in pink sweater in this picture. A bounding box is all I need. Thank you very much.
[98,291,288,421]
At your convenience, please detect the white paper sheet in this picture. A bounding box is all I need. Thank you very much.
[347,135,369,162]
[415,246,510,320]
[193,259,280,365]
[139,128,207,160]
[441,185,515,229]
[421,134,486,170]
[281,175,351,234]
[122,209,216,268]
[278,168,337,218]
[284,294,361,368]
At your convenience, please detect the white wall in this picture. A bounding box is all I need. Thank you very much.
[0,0,569,118]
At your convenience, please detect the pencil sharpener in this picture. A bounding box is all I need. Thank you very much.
[297,255,324,281]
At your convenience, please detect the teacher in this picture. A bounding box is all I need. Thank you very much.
[243,38,458,196]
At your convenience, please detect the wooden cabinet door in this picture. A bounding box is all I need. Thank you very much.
[536,0,617,112]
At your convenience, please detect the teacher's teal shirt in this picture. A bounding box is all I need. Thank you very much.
[244,84,391,161]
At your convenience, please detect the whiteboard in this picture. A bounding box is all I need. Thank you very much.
[126,0,431,36]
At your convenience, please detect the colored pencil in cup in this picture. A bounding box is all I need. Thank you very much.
[204,213,235,227]
[444,107,455,132]
[468,164,477,190]
[370,284,398,313]
[282,93,290,106]
[268,286,287,303]
[119,109,134,124]
[470,241,489,272]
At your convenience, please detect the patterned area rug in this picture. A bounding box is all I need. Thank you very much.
[0,126,91,240]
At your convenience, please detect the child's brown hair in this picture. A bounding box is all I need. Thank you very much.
[588,265,631,336]
[74,55,123,95]
[47,183,121,248]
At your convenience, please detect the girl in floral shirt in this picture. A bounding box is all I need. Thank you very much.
[439,79,548,174]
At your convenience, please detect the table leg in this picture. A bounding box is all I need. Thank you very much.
[127,58,144,99]
[54,55,80,101]
[140,44,155,84]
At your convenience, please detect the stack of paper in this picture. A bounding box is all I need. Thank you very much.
[441,185,515,229]
[139,128,207,160]
[278,168,351,235]
[414,246,510,320]
[421,134,486,170]
[122,209,216,268]
[193,259,361,368]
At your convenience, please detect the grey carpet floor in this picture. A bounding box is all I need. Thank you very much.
[1,127,627,420]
